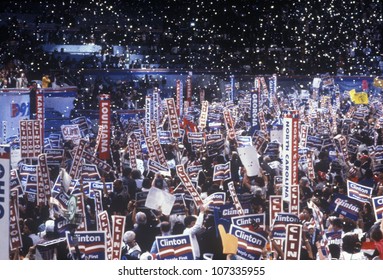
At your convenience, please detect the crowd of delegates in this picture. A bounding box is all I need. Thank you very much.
[2,0,383,261]
[10,77,383,261]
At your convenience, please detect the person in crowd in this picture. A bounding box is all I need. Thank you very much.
[149,221,171,258]
[183,205,206,260]
[133,211,159,253]
[42,74,51,88]
[121,231,142,260]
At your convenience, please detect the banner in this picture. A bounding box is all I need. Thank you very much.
[111,215,126,260]
[289,184,300,215]
[223,109,235,140]
[10,169,23,195]
[329,193,362,221]
[81,150,112,173]
[69,139,86,179]
[250,87,260,130]
[282,111,299,202]
[0,145,11,260]
[36,91,44,140]
[74,193,87,232]
[20,120,43,158]
[176,80,183,117]
[198,101,208,130]
[171,193,187,215]
[152,137,169,169]
[128,139,137,170]
[135,192,149,210]
[147,159,170,176]
[347,180,373,203]
[156,234,194,260]
[19,164,38,195]
[97,210,112,260]
[145,95,152,137]
[229,224,267,260]
[48,133,62,149]
[81,164,101,183]
[231,213,266,231]
[271,213,300,239]
[36,166,46,206]
[61,124,81,144]
[213,162,231,181]
[324,230,342,247]
[98,94,111,160]
[145,137,158,162]
[152,89,160,127]
[38,153,52,201]
[228,181,244,216]
[186,165,203,182]
[186,75,192,109]
[176,165,203,207]
[45,149,64,165]
[206,137,225,157]
[9,190,22,251]
[66,231,107,260]
[237,145,261,177]
[334,134,349,163]
[145,186,176,216]
[372,196,383,221]
[204,192,226,212]
[284,224,302,260]
[236,136,252,148]
[70,116,89,136]
[269,195,283,227]
[165,98,181,139]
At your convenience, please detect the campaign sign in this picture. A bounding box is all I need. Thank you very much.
[271,213,300,239]
[237,145,261,177]
[170,193,186,215]
[204,192,226,212]
[372,196,383,221]
[48,133,62,149]
[231,213,266,231]
[325,230,343,247]
[10,169,23,195]
[81,164,101,183]
[229,224,267,260]
[135,191,149,210]
[87,181,113,199]
[66,231,107,260]
[45,149,64,165]
[0,145,10,260]
[145,186,175,216]
[269,195,283,227]
[329,193,362,221]
[216,203,250,221]
[81,151,112,173]
[236,136,252,148]
[206,138,225,157]
[213,162,231,181]
[147,159,171,177]
[347,180,373,203]
[284,224,302,260]
[187,165,203,182]
[156,234,194,260]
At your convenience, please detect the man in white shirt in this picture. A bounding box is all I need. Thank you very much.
[183,205,206,259]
